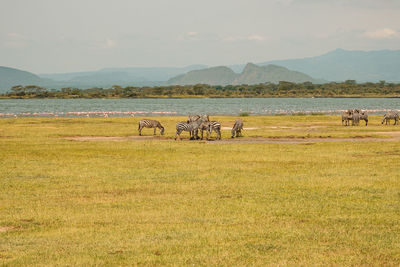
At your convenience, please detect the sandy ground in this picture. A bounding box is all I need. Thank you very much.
[63,132,400,144]
[0,226,18,233]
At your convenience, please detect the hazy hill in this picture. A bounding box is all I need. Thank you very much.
[39,65,207,87]
[258,49,400,82]
[0,66,46,92]
[234,63,318,84]
[167,63,318,85]
[167,66,238,85]
[0,65,209,92]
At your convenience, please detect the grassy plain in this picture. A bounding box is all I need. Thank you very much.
[1,115,400,266]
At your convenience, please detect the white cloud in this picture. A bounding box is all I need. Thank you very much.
[178,31,200,41]
[222,34,267,42]
[91,38,117,49]
[363,28,399,39]
[4,32,28,48]
[105,39,117,48]
[187,32,198,37]
[248,34,266,41]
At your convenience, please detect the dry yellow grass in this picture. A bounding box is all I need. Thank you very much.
[1,115,399,266]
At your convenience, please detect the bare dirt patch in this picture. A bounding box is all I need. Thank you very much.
[221,127,259,130]
[63,132,400,144]
[374,131,400,137]
[210,137,386,145]
[31,126,60,129]
[64,135,168,142]
[0,226,17,233]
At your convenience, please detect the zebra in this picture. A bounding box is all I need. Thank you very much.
[382,112,399,125]
[351,109,360,126]
[231,119,243,138]
[198,121,211,140]
[342,109,363,126]
[341,110,352,126]
[187,114,209,139]
[359,111,368,126]
[207,121,222,140]
[138,119,165,136]
[175,119,204,140]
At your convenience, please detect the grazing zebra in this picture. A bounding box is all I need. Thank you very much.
[207,121,222,140]
[187,114,209,139]
[231,119,243,138]
[382,112,399,125]
[175,119,203,140]
[138,119,165,136]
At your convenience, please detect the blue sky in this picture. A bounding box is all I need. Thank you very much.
[1,0,399,73]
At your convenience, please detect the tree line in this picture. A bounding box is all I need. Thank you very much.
[2,81,400,98]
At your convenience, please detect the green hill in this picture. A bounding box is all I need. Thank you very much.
[234,63,318,84]
[0,66,45,93]
[167,66,237,85]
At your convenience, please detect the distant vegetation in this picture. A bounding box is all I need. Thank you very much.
[1,80,400,98]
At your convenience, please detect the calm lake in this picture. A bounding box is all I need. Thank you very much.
[0,98,399,118]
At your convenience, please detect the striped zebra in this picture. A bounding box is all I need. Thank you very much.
[138,119,165,136]
[341,110,352,126]
[207,121,222,140]
[187,114,209,139]
[231,119,243,138]
[352,109,360,126]
[198,121,211,140]
[382,112,399,125]
[359,111,368,126]
[175,119,204,140]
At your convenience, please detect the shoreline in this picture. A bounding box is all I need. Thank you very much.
[0,110,398,118]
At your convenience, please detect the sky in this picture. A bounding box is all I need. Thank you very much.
[1,0,400,74]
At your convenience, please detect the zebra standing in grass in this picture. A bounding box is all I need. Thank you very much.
[231,119,243,138]
[175,119,204,140]
[138,119,165,136]
[382,111,399,125]
[187,114,209,139]
[341,110,352,126]
[198,121,211,140]
[359,111,368,126]
[207,121,222,140]
[352,109,360,126]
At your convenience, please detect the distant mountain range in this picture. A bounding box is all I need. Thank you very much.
[259,48,400,82]
[1,49,400,93]
[39,65,207,87]
[167,63,320,85]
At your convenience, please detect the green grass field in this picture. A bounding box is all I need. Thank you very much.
[1,115,399,266]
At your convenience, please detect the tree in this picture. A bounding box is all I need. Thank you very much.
[345,80,356,84]
[10,85,25,95]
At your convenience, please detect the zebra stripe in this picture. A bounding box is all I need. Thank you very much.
[382,112,399,125]
[138,119,165,135]
[175,119,203,140]
[359,111,368,126]
[207,121,222,140]
[231,119,243,138]
[187,114,209,139]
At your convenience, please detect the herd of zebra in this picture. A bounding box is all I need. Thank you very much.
[138,115,243,140]
[341,110,399,126]
[138,111,399,140]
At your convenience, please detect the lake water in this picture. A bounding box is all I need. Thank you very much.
[0,98,399,118]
